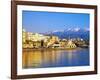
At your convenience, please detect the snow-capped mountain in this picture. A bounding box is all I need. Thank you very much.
[64,27,89,32]
[64,27,80,32]
[44,28,89,40]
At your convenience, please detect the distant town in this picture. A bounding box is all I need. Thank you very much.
[22,29,89,49]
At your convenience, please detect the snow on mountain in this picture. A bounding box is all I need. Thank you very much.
[44,27,89,40]
[64,27,89,32]
[47,28,89,33]
[64,27,80,32]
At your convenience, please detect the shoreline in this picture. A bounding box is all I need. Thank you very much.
[23,47,88,51]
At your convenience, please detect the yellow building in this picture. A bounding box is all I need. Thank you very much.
[22,29,61,48]
[26,32,33,41]
[33,41,41,48]
[59,41,67,47]
[51,36,59,42]
[47,36,59,47]
[66,40,77,49]
[26,33,49,42]
[22,29,27,43]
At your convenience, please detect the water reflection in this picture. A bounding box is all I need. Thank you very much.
[22,48,89,68]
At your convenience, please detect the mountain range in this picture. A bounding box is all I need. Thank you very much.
[43,28,89,40]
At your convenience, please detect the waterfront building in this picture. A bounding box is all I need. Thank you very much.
[22,44,28,48]
[26,32,33,41]
[66,40,77,48]
[33,41,41,48]
[28,42,34,48]
[52,43,61,48]
[22,29,27,43]
[47,36,59,47]
[31,33,50,48]
[22,31,51,48]
[74,38,86,47]
[27,33,50,42]
[59,40,67,47]
[32,33,44,41]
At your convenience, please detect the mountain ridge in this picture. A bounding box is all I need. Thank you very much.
[43,28,89,40]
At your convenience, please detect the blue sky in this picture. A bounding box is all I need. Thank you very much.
[22,11,90,33]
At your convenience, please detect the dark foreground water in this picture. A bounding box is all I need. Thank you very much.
[22,48,89,68]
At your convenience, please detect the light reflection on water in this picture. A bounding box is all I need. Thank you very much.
[22,48,89,68]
